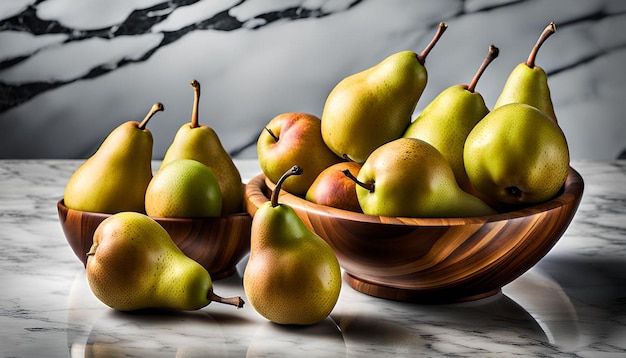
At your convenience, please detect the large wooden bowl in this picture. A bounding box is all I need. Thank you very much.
[57,200,251,280]
[244,167,584,303]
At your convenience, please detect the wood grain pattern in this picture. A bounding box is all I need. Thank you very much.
[244,167,584,302]
[57,200,251,280]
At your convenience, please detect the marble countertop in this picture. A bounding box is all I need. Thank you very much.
[1,159,625,357]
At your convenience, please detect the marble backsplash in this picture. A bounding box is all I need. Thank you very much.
[1,0,625,160]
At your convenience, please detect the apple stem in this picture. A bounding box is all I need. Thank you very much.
[190,79,201,128]
[467,44,499,93]
[138,102,164,130]
[271,166,303,207]
[264,127,279,142]
[208,291,245,308]
[417,22,448,65]
[526,21,556,68]
[342,169,374,193]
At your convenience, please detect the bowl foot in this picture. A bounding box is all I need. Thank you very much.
[344,272,501,304]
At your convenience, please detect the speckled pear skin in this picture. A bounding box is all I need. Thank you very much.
[86,212,213,311]
[244,168,341,325]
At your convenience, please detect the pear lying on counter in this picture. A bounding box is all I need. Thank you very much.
[244,166,341,325]
[86,212,244,311]
[64,103,163,214]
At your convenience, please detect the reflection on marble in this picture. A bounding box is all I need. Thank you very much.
[1,1,626,160]
[1,159,625,357]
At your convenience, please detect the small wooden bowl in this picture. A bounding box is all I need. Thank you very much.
[57,200,251,280]
[244,167,584,303]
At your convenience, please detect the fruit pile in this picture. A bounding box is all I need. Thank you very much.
[63,80,247,313]
[60,21,571,328]
[257,22,569,217]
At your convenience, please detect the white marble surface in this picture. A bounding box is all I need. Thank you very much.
[1,159,625,357]
[1,1,626,161]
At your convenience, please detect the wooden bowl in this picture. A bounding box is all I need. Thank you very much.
[244,167,584,303]
[57,200,251,280]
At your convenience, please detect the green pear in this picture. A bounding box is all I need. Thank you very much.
[344,138,496,218]
[161,80,244,215]
[403,44,499,194]
[321,22,448,163]
[463,103,569,206]
[244,166,342,325]
[494,22,557,121]
[86,211,244,311]
[64,103,164,214]
[145,158,222,218]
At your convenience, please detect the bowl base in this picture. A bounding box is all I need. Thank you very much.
[344,272,501,304]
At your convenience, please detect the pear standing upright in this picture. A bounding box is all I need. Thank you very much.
[403,45,499,194]
[494,22,558,121]
[161,80,244,214]
[86,212,244,311]
[244,166,342,325]
[64,103,163,214]
[321,23,448,163]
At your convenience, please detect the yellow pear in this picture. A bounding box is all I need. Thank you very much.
[161,80,243,214]
[321,23,448,163]
[86,212,244,311]
[64,103,163,214]
[464,103,569,206]
[344,138,496,218]
[494,22,558,121]
[244,166,342,325]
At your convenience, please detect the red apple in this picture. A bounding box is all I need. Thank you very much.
[257,112,342,196]
[306,161,362,213]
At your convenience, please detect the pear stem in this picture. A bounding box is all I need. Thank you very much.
[342,169,374,193]
[208,291,245,308]
[138,102,164,130]
[271,165,303,207]
[526,21,556,68]
[467,44,499,93]
[417,22,448,64]
[190,79,201,128]
[264,127,279,142]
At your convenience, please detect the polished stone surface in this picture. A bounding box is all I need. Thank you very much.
[1,159,625,357]
[1,1,626,160]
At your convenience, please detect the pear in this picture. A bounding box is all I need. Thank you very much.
[145,158,222,218]
[160,80,244,214]
[463,103,569,206]
[64,103,163,214]
[86,211,244,311]
[494,22,557,121]
[244,166,342,325]
[403,44,499,194]
[321,22,448,163]
[344,138,496,218]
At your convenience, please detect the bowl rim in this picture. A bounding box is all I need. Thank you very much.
[56,199,251,222]
[246,166,584,227]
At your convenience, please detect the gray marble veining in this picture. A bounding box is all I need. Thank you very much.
[1,1,625,161]
[1,159,625,357]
